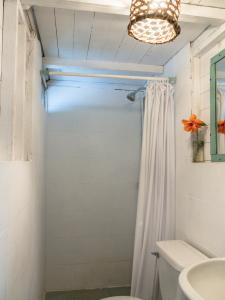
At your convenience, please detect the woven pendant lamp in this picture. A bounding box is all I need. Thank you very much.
[128,0,181,44]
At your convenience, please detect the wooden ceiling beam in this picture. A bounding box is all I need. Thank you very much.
[192,23,225,57]
[43,57,164,74]
[21,0,225,25]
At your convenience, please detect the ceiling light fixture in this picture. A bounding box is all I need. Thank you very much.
[128,0,181,44]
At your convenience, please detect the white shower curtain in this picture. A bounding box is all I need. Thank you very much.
[131,80,175,300]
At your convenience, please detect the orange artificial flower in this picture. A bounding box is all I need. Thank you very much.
[182,114,207,133]
[218,120,225,134]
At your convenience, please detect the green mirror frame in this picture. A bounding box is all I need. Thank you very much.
[210,49,225,162]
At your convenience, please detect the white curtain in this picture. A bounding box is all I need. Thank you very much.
[131,80,176,300]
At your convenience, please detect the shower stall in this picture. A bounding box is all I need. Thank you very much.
[45,79,144,294]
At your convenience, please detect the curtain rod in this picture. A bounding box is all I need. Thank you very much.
[47,71,176,83]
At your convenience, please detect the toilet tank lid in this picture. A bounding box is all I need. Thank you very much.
[156,240,208,272]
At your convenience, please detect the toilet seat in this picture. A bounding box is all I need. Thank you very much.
[101,297,142,300]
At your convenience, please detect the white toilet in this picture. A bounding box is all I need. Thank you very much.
[101,240,207,300]
[156,240,208,300]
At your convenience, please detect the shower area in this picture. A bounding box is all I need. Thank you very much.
[45,79,144,298]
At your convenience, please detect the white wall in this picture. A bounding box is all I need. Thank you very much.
[46,82,142,291]
[164,40,225,257]
[0,39,46,300]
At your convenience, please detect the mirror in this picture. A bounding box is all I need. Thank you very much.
[216,58,225,154]
[210,49,225,161]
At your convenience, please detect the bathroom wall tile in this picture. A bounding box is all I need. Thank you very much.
[47,234,134,267]
[47,150,140,186]
[70,261,131,290]
[47,209,136,241]
[7,164,32,225]
[46,265,74,292]
[7,202,34,300]
[0,163,11,232]
[199,90,210,111]
[200,60,210,78]
[46,84,141,290]
[200,73,210,94]
[46,261,131,292]
[0,231,7,300]
[46,180,137,241]
[165,41,225,258]
[204,142,211,161]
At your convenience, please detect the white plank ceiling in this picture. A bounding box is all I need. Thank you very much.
[183,0,225,8]
[34,6,208,66]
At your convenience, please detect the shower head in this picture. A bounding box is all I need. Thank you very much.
[127,91,136,102]
[127,87,145,102]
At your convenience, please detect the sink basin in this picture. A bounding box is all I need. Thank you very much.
[179,258,225,300]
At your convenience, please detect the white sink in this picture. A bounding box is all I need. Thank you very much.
[179,258,225,300]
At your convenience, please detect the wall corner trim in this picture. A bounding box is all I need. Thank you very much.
[192,23,225,57]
